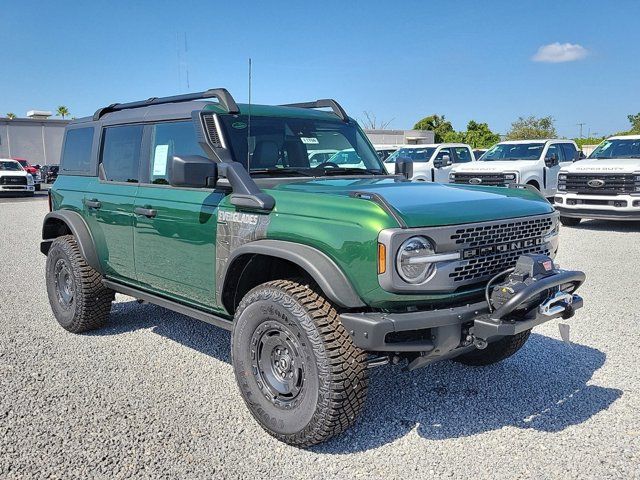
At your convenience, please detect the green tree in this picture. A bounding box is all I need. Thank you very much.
[413,114,454,143]
[627,113,640,134]
[505,115,557,140]
[6,112,16,119]
[463,120,501,148]
[56,105,70,119]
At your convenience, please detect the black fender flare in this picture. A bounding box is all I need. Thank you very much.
[41,210,102,273]
[224,239,365,308]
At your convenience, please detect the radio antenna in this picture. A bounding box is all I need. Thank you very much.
[247,58,252,171]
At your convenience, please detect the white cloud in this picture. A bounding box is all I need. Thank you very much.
[532,42,589,63]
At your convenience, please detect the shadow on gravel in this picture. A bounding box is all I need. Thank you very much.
[94,301,621,454]
[315,333,621,454]
[91,300,231,364]
[568,219,640,232]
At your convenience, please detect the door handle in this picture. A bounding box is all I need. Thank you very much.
[84,199,102,209]
[134,206,157,218]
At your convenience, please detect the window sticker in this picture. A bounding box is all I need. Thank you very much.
[153,144,169,176]
[300,137,319,145]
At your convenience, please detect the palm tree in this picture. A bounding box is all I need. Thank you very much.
[6,112,16,119]
[56,106,70,119]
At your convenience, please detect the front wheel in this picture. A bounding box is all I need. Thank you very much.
[453,330,531,366]
[560,216,581,227]
[231,280,368,447]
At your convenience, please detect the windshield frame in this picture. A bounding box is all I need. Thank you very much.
[589,138,640,159]
[218,114,387,177]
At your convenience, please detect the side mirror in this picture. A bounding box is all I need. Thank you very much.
[434,154,451,169]
[395,157,413,180]
[574,151,586,161]
[545,153,559,167]
[168,155,218,188]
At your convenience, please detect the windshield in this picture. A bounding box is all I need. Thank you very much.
[16,160,28,167]
[219,116,385,176]
[589,138,640,159]
[385,147,436,163]
[0,161,23,171]
[482,143,544,161]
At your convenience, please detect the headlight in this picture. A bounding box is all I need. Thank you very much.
[449,172,456,180]
[26,174,34,185]
[396,236,436,284]
[504,173,517,181]
[558,174,567,181]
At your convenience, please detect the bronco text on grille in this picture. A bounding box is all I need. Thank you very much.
[449,214,555,283]
[560,173,638,195]
[452,172,506,186]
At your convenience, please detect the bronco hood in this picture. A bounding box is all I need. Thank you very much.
[266,178,553,228]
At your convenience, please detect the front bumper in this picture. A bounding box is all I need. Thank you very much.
[341,268,584,355]
[0,185,34,193]
[555,193,640,220]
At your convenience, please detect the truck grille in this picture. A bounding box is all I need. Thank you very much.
[0,176,27,186]
[452,172,506,186]
[449,215,555,283]
[560,173,638,195]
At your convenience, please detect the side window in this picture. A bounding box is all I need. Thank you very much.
[453,147,472,163]
[150,121,206,184]
[101,125,143,183]
[545,144,560,160]
[61,127,94,174]
[435,148,451,163]
[561,143,577,162]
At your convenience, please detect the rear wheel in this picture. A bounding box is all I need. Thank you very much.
[560,216,581,227]
[454,330,531,366]
[45,235,114,333]
[231,280,368,447]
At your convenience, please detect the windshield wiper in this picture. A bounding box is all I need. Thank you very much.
[251,168,313,177]
[320,168,384,176]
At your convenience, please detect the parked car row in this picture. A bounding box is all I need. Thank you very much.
[0,159,59,196]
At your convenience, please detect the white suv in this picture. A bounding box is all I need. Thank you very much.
[555,135,640,225]
[449,139,580,198]
[383,143,475,182]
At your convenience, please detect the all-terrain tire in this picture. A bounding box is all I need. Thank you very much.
[231,280,368,447]
[454,330,531,366]
[45,235,114,333]
[560,216,581,227]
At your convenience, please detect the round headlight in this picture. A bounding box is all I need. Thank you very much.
[396,236,436,284]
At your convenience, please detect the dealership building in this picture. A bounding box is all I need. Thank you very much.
[0,111,70,165]
[364,128,434,145]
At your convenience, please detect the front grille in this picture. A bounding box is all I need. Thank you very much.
[449,215,555,283]
[560,173,638,195]
[452,172,506,186]
[0,176,27,186]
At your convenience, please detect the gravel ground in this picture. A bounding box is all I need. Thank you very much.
[1,198,638,479]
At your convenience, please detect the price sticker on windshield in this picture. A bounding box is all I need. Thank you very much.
[300,137,319,144]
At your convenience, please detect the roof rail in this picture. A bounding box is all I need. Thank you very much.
[281,99,348,122]
[92,88,239,120]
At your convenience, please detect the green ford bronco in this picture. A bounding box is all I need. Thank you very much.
[41,89,585,446]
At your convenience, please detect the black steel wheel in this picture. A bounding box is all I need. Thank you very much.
[232,280,368,447]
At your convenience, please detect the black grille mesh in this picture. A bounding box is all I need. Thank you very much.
[449,215,554,283]
[453,173,506,186]
[0,176,27,186]
[561,173,636,195]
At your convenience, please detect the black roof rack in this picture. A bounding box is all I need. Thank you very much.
[92,88,240,120]
[281,99,348,122]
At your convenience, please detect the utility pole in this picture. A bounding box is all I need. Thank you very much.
[577,122,586,138]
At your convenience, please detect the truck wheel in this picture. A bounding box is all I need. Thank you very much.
[231,279,368,447]
[560,216,581,227]
[454,330,531,366]
[45,235,114,333]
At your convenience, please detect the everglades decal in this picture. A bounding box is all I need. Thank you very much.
[218,210,259,225]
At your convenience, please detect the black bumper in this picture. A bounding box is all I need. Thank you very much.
[556,206,640,221]
[340,269,585,353]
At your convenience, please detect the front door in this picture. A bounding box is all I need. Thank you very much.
[432,148,452,183]
[133,120,223,309]
[543,143,563,196]
[84,124,143,282]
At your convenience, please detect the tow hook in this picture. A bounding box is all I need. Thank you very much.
[538,291,574,318]
[472,337,488,350]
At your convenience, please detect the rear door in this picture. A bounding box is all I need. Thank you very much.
[133,120,224,309]
[83,124,143,282]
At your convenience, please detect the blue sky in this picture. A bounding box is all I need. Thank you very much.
[2,0,638,138]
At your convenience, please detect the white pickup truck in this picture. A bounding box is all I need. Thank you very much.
[449,139,581,198]
[555,135,640,225]
[383,143,474,182]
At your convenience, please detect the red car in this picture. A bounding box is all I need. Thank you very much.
[14,158,42,190]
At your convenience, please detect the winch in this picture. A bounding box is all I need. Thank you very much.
[489,254,561,316]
